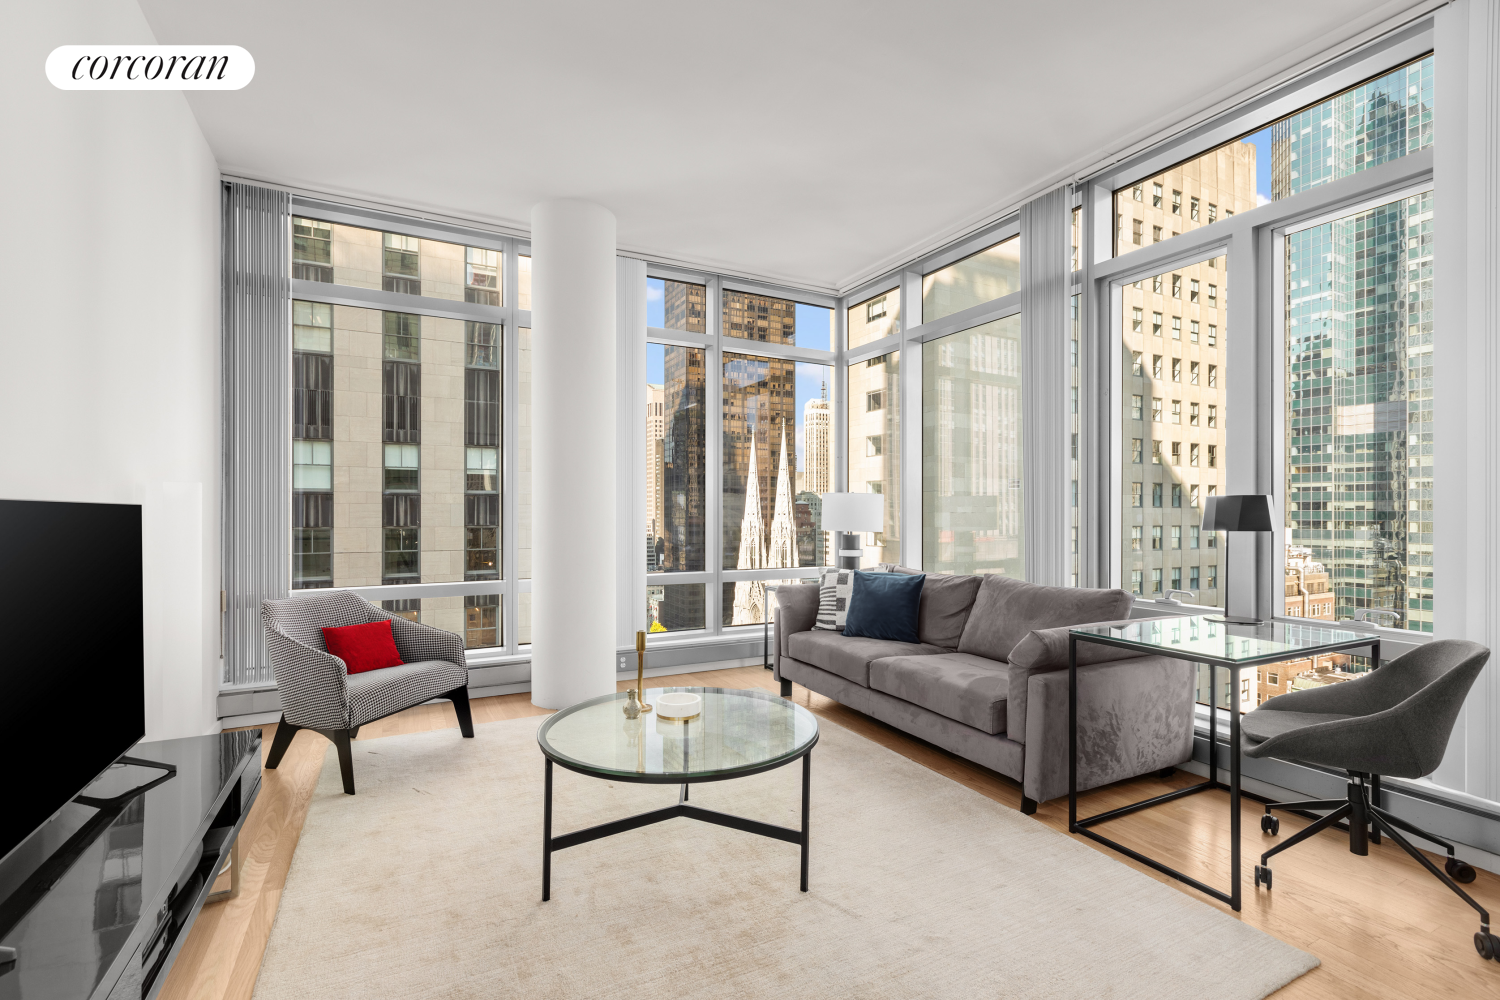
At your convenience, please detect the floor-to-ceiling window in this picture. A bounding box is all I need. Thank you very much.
[641,273,835,636]
[923,313,1023,577]
[721,332,831,626]
[645,277,708,632]
[288,207,528,655]
[846,289,900,567]
[1283,189,1434,637]
[1090,49,1436,715]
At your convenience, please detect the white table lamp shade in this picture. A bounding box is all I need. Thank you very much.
[820,492,882,533]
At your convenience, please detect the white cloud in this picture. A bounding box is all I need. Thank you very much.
[1257,194,1271,207]
[646,286,663,302]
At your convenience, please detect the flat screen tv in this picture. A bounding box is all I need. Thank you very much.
[0,499,145,863]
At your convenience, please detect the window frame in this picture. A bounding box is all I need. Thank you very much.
[1078,23,1436,639]
[282,195,525,667]
[644,266,839,640]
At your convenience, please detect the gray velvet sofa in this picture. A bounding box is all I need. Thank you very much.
[773,573,1197,813]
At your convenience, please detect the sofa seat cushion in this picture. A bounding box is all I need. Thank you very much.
[869,653,1010,735]
[785,631,945,687]
[346,659,468,728]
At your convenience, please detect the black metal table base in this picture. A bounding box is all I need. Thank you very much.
[542,752,812,901]
[1073,775,1239,906]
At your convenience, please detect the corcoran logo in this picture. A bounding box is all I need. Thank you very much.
[46,45,254,90]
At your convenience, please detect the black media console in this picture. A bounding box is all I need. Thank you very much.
[0,731,261,1000]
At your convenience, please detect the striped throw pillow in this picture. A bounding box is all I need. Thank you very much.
[813,569,856,631]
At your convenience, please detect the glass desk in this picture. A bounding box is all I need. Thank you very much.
[1067,616,1380,911]
[536,686,818,900]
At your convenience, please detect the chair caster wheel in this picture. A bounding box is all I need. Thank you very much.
[1475,931,1500,961]
[1260,814,1280,836]
[1445,857,1477,884]
[1254,865,1272,890]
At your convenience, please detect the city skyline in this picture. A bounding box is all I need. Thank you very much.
[646,286,834,630]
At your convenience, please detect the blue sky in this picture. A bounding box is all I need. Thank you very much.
[1243,127,1274,205]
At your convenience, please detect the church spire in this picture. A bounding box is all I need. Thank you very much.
[767,422,799,569]
[731,429,767,624]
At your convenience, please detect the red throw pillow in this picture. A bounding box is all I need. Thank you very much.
[322,620,405,674]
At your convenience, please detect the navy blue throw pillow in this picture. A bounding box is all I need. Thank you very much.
[843,570,925,643]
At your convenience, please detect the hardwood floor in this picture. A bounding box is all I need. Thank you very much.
[160,666,1499,1000]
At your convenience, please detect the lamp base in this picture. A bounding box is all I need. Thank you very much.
[1204,615,1267,626]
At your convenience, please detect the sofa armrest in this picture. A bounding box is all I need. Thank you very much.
[1004,615,1179,740]
[370,606,467,668]
[773,583,821,681]
[1022,653,1196,804]
[263,626,351,730]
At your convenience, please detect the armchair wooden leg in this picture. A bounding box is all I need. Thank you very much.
[446,685,475,738]
[265,715,299,769]
[332,729,356,795]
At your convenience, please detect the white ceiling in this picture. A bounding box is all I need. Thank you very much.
[139,0,1416,292]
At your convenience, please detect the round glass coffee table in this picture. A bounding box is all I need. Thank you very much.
[536,686,818,900]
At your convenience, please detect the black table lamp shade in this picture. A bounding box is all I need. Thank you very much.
[1202,494,1274,533]
[1201,494,1274,626]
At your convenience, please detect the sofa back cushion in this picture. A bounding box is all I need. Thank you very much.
[957,576,1132,663]
[917,574,983,648]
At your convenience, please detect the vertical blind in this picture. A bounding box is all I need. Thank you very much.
[222,181,290,686]
[1020,186,1071,586]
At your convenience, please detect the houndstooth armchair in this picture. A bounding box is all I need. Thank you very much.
[261,590,473,794]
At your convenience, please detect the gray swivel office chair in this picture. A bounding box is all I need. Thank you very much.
[1241,639,1496,961]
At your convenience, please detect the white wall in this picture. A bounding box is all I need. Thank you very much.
[0,0,222,740]
[1434,0,1500,804]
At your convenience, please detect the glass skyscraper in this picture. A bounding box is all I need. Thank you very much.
[1280,57,1435,632]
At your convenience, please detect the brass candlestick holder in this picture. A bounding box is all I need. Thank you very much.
[635,630,652,714]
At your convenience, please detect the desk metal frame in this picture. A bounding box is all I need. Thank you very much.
[1067,628,1381,911]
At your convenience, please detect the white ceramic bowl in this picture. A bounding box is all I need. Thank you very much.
[655,691,702,721]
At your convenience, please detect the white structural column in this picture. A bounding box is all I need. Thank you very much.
[530,200,618,709]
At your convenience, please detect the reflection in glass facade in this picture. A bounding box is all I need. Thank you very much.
[848,286,900,349]
[922,237,1020,323]
[922,315,1023,577]
[648,277,707,334]
[290,216,503,304]
[1285,191,1434,632]
[1271,57,1433,198]
[647,343,708,632]
[1120,255,1227,604]
[1114,55,1434,258]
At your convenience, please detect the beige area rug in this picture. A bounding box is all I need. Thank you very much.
[253,715,1317,1000]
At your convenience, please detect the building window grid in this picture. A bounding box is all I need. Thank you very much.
[287,215,520,653]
